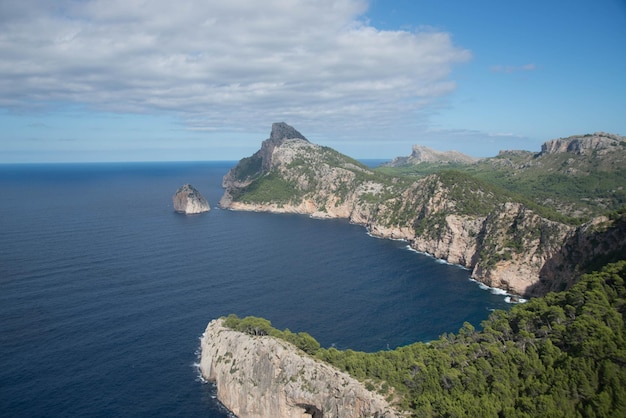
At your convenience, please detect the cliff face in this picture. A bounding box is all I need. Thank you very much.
[533,214,626,296]
[220,123,625,296]
[540,132,623,156]
[369,179,575,294]
[199,318,402,418]
[173,184,210,214]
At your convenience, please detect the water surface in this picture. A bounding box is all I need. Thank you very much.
[0,162,509,417]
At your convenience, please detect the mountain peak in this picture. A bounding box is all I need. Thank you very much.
[269,122,308,143]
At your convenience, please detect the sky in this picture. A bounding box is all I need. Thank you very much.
[1,0,625,163]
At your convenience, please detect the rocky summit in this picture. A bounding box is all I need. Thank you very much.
[172,184,210,214]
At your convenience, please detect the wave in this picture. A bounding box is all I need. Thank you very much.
[193,362,208,384]
[401,245,470,270]
[194,336,207,384]
[470,278,527,304]
[505,296,528,304]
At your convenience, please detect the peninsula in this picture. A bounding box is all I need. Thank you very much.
[220,123,626,297]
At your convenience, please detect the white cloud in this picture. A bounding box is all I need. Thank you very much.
[0,0,470,138]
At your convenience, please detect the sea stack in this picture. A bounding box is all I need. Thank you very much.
[173,184,210,214]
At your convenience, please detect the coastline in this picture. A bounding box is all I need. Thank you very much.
[222,202,526,302]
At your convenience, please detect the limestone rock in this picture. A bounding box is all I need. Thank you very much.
[200,318,403,418]
[173,184,210,214]
[540,132,624,155]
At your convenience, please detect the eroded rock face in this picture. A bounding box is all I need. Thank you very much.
[173,184,210,214]
[200,318,402,418]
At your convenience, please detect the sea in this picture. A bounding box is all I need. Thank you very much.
[0,161,511,417]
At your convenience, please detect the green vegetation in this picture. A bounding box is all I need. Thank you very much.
[232,154,263,182]
[376,161,473,178]
[378,145,626,221]
[223,314,320,355]
[231,143,410,207]
[465,163,626,222]
[238,172,302,205]
[219,132,626,415]
[432,170,508,216]
[223,260,626,416]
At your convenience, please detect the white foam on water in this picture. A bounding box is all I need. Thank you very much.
[470,278,527,303]
[193,336,207,383]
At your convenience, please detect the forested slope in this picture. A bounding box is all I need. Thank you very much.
[316,260,626,416]
[224,260,626,416]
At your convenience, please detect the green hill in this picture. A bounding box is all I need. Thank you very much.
[380,132,626,221]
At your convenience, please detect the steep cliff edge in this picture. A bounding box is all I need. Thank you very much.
[199,318,403,418]
[220,123,626,296]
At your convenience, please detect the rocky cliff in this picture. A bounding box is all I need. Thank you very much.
[173,184,210,214]
[540,132,623,156]
[220,123,626,296]
[199,318,402,418]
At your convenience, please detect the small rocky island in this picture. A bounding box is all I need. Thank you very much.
[172,184,210,214]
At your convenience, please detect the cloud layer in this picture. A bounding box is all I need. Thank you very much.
[0,0,470,136]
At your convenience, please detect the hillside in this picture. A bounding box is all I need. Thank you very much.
[220,123,626,297]
[381,132,626,220]
[207,261,626,417]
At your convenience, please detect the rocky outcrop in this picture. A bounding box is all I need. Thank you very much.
[199,318,403,418]
[173,184,210,214]
[532,214,626,296]
[540,132,624,156]
[386,144,477,166]
[469,203,573,294]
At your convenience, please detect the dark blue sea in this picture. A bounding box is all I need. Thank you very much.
[0,162,510,417]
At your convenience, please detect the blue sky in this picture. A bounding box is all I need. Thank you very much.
[1,0,624,163]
